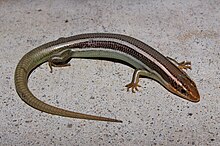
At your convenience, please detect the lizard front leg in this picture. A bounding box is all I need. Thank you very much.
[167,57,192,70]
[126,69,153,93]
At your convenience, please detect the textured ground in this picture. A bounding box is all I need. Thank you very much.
[0,0,219,145]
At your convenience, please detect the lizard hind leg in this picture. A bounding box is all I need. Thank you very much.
[48,49,73,73]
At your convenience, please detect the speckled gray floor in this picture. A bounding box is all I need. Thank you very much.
[1,0,219,145]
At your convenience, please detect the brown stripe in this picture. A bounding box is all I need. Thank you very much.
[67,40,172,84]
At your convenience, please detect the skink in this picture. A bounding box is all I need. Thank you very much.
[14,33,200,122]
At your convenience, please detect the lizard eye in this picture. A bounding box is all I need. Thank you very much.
[181,88,187,95]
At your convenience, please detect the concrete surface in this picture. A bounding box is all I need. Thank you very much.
[0,0,219,145]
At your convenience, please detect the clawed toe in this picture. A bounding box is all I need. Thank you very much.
[125,83,141,93]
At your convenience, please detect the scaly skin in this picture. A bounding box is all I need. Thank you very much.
[14,34,125,122]
[15,33,200,122]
